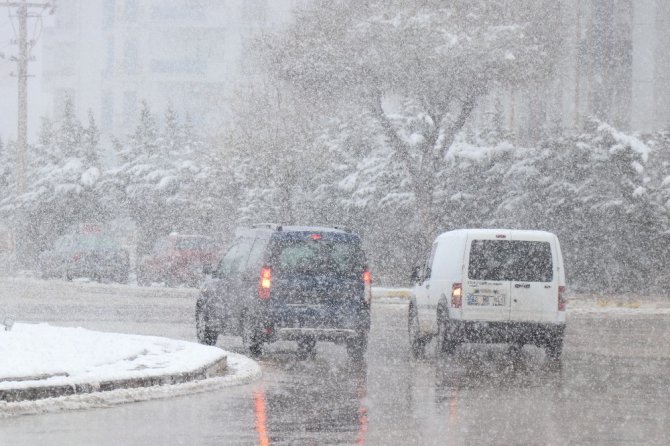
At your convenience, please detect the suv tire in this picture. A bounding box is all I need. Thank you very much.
[346,332,368,360]
[241,311,263,357]
[195,300,218,346]
[544,338,563,361]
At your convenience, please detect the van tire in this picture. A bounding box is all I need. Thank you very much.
[436,318,457,356]
[408,304,426,359]
[195,300,218,346]
[545,338,563,361]
[241,311,263,357]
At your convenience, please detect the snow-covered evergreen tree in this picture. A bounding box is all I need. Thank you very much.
[1,103,107,265]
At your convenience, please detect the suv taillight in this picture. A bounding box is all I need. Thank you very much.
[558,285,567,311]
[363,270,372,305]
[451,283,462,308]
[259,267,272,301]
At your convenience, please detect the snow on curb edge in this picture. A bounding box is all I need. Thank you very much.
[0,352,261,418]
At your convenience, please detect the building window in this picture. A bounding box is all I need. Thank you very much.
[123,91,137,126]
[104,37,115,74]
[124,39,138,73]
[103,0,115,27]
[124,0,138,22]
[101,91,114,131]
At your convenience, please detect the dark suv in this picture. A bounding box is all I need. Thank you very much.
[195,224,372,359]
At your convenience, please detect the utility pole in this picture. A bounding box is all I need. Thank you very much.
[1,0,52,194]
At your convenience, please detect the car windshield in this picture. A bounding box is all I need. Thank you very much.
[274,239,366,276]
[468,240,553,282]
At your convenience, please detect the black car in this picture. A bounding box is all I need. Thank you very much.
[195,224,372,359]
[38,233,130,283]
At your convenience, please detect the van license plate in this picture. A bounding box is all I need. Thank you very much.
[467,295,505,306]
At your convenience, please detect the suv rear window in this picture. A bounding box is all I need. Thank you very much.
[468,240,553,282]
[273,239,365,276]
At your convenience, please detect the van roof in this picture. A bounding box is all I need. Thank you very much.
[436,229,557,242]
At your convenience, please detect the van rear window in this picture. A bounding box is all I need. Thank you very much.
[468,240,553,282]
[274,240,365,276]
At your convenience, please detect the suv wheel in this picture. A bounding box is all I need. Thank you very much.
[241,311,263,357]
[408,304,426,359]
[346,332,368,360]
[195,300,218,346]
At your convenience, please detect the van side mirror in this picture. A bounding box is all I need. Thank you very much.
[410,266,421,283]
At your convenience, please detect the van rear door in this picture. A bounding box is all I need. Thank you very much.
[508,234,557,322]
[462,232,512,321]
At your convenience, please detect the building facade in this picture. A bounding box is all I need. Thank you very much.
[40,0,295,137]
[37,0,670,143]
[472,0,670,141]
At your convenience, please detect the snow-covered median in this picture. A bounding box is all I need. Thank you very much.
[0,323,261,416]
[0,323,225,392]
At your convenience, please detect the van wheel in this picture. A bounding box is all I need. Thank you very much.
[545,338,563,361]
[436,318,457,357]
[346,332,368,361]
[241,312,263,357]
[195,300,218,346]
[408,304,426,359]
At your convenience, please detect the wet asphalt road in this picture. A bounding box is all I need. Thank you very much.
[1,278,670,445]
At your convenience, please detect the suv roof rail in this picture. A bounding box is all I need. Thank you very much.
[251,223,283,231]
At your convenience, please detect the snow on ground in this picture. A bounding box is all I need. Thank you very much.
[0,323,225,391]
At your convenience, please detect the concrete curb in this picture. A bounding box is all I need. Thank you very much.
[0,356,227,403]
[0,353,261,418]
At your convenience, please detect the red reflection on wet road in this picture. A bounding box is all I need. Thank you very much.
[254,389,270,446]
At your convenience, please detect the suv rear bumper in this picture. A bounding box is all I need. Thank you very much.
[444,320,565,345]
[275,328,359,342]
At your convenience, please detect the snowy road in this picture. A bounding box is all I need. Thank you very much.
[1,278,670,444]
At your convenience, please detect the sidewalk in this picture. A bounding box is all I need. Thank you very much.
[0,323,258,405]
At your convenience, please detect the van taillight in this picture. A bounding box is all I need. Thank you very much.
[259,267,272,301]
[558,285,567,311]
[363,270,372,305]
[451,283,462,308]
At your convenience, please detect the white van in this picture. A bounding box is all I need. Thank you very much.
[408,229,566,360]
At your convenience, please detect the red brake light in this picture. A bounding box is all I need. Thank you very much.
[558,285,567,311]
[363,270,372,305]
[310,234,322,240]
[451,283,462,308]
[259,267,272,301]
